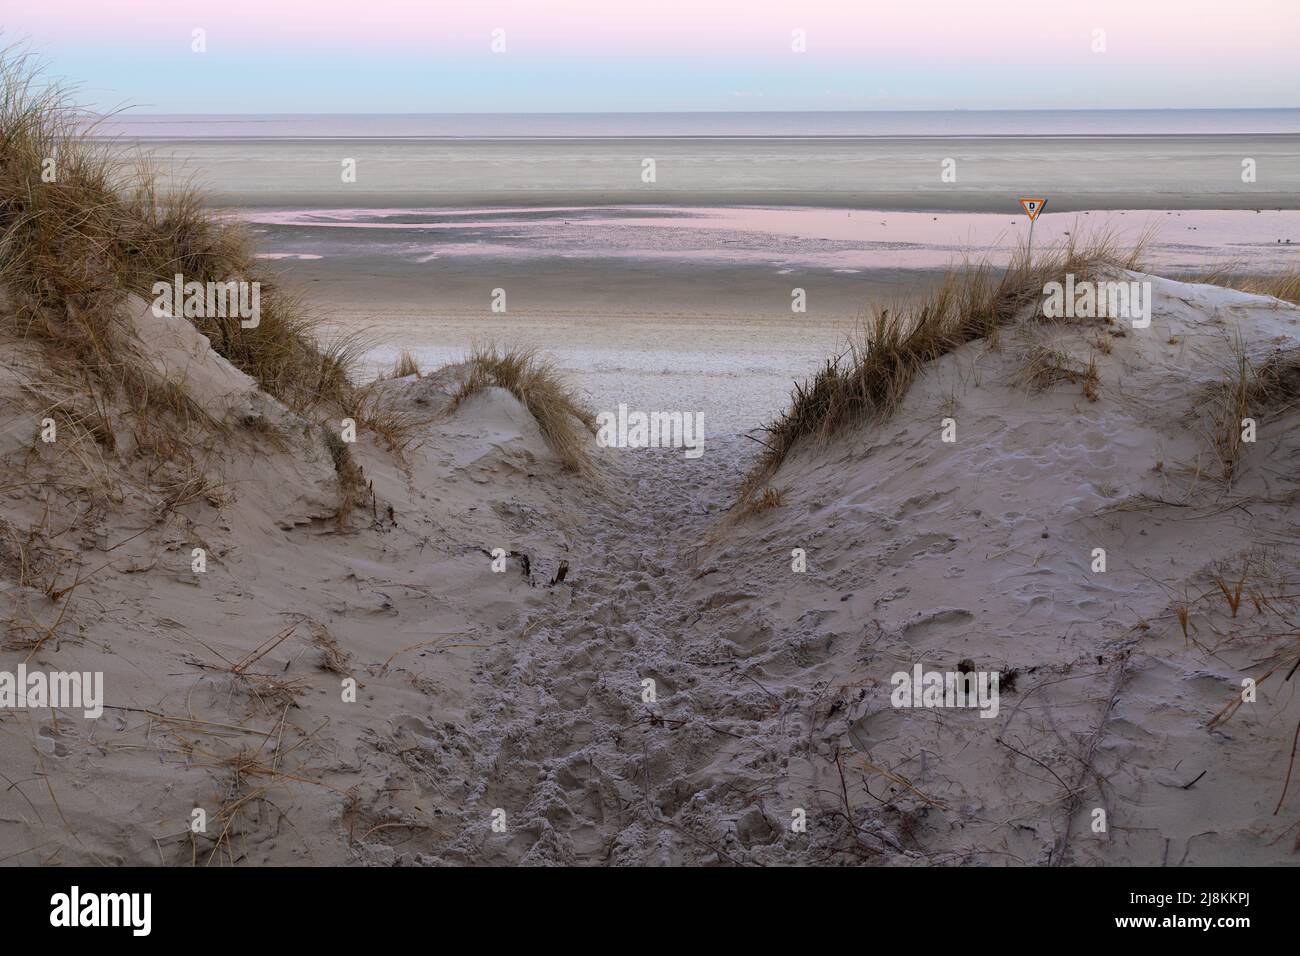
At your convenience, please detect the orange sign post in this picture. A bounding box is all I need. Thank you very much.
[1019,196,1048,261]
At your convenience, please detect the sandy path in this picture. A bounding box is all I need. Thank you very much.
[421,273,1300,867]
[431,436,788,865]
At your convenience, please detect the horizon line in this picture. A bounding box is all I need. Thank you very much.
[102,106,1300,117]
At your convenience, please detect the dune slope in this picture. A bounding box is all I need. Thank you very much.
[0,293,599,865]
[676,272,1300,865]
[1,273,1297,866]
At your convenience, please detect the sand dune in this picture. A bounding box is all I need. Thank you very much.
[1,273,1297,865]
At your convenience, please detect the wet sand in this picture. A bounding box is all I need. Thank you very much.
[260,205,1300,432]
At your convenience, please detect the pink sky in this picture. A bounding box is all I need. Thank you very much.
[7,0,1299,111]
[13,1,1296,55]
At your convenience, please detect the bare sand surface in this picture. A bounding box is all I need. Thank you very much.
[292,258,881,435]
[3,274,1298,865]
[8,137,1300,867]
[260,206,1300,434]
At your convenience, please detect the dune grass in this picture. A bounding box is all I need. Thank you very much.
[1193,264,1300,306]
[1011,343,1101,402]
[0,47,358,416]
[747,232,1144,489]
[390,349,422,379]
[343,380,434,457]
[1203,337,1300,486]
[734,485,787,519]
[449,344,596,472]
[0,48,416,527]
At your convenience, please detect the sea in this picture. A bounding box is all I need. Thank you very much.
[85,109,1300,428]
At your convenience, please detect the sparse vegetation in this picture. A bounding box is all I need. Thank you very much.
[1206,338,1253,486]
[1011,343,1100,401]
[0,50,488,537]
[0,47,360,414]
[748,232,1144,487]
[1202,336,1300,486]
[1194,264,1300,306]
[449,344,596,472]
[736,485,786,518]
[344,382,432,458]
[322,426,365,525]
[0,44,383,536]
[390,349,422,379]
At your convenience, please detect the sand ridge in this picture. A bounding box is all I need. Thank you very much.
[1,276,1298,865]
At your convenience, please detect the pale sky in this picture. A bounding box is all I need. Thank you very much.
[8,0,1300,112]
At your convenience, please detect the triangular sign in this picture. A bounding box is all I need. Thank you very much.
[1019,197,1047,220]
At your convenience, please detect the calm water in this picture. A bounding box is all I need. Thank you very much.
[242,205,1300,274]
[109,112,1289,426]
[92,110,1300,139]
[89,109,1300,342]
[90,109,1300,213]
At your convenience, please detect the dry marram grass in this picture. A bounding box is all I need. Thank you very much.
[450,344,596,472]
[746,231,1146,492]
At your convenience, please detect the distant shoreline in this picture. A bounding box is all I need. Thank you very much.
[85,107,1300,139]
[208,190,1300,212]
[103,128,1300,214]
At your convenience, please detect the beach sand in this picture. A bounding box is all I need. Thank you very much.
[8,121,1300,868]
[7,19,1300,875]
[292,257,878,435]
[259,205,1300,432]
[3,271,1298,865]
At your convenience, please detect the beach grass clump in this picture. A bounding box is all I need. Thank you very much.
[736,485,787,518]
[390,349,422,379]
[1194,265,1300,306]
[449,344,596,472]
[748,232,1142,485]
[322,427,365,525]
[1203,338,1300,486]
[0,49,403,526]
[343,380,433,458]
[0,47,358,414]
[1012,343,1101,402]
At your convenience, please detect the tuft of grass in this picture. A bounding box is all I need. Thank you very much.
[1173,602,1191,641]
[0,50,403,527]
[1249,347,1300,415]
[1215,572,1245,618]
[1203,338,1300,486]
[1012,344,1087,394]
[0,47,359,415]
[1080,353,1101,402]
[1194,263,1300,306]
[750,231,1141,484]
[736,486,787,518]
[322,427,364,526]
[449,344,596,472]
[344,382,432,458]
[1207,338,1252,486]
[390,350,422,379]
